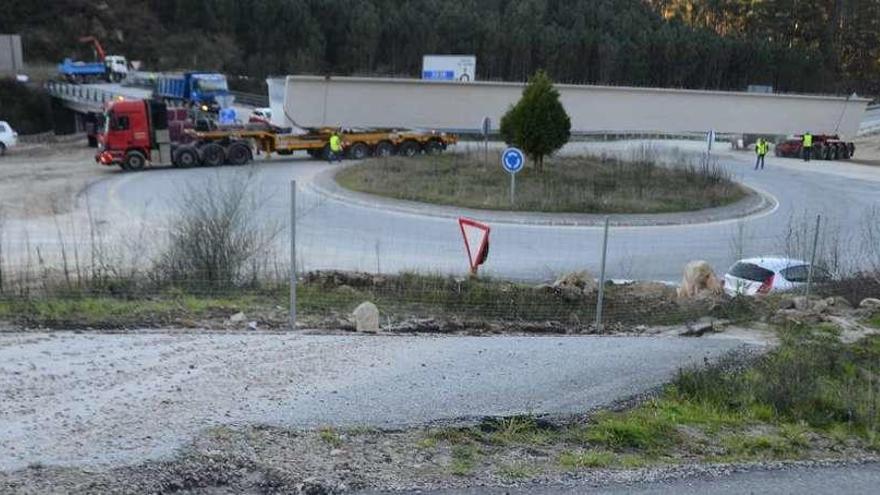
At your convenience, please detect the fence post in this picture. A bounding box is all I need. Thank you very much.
[805,214,821,298]
[290,180,297,330]
[595,217,610,332]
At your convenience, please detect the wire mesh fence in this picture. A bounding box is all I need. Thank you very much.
[1,145,879,332]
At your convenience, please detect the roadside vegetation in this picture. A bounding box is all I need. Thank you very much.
[19,324,879,493]
[0,79,53,135]
[336,147,746,214]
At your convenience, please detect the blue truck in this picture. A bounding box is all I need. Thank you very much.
[153,72,230,110]
[58,56,129,83]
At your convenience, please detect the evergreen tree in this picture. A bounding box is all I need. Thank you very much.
[500,70,571,173]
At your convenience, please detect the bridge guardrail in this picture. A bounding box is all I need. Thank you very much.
[45,81,119,110]
[230,90,268,107]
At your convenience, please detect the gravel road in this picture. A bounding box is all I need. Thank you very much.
[397,462,880,494]
[0,332,744,472]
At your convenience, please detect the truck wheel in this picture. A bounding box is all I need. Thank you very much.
[399,140,421,157]
[812,144,824,160]
[174,147,199,168]
[199,143,225,167]
[347,143,370,160]
[226,142,252,165]
[375,141,395,158]
[848,143,855,158]
[839,144,850,159]
[123,151,146,171]
[424,140,443,155]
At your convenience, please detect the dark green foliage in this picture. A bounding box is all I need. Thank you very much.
[0,1,876,96]
[500,71,570,172]
[0,80,52,134]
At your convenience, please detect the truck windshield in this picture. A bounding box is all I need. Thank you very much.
[195,77,228,93]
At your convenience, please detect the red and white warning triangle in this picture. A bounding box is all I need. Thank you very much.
[458,217,491,274]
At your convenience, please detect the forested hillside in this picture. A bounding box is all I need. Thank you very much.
[1,0,877,96]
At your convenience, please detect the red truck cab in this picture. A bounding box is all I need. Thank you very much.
[97,99,187,170]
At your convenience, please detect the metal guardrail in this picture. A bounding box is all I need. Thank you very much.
[44,80,119,110]
[230,90,268,107]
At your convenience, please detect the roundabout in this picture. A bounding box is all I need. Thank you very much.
[26,140,880,283]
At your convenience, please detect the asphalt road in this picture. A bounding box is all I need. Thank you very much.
[0,332,743,471]
[38,140,880,283]
[391,462,880,494]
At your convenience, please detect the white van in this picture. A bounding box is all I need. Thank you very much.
[0,121,18,156]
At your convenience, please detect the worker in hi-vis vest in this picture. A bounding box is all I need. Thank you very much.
[802,132,813,162]
[328,132,343,163]
[754,138,768,170]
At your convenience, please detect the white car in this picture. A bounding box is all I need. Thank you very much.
[723,257,831,296]
[249,108,272,125]
[0,120,18,156]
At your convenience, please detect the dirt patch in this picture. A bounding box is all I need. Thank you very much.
[0,137,112,219]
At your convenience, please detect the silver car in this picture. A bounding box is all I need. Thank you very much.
[723,257,831,296]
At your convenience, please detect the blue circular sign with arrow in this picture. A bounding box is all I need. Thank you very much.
[501,147,525,174]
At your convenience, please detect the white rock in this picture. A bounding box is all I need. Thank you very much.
[352,302,380,332]
[677,261,722,299]
[860,298,880,310]
[229,312,246,323]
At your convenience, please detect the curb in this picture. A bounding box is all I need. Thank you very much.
[308,164,778,228]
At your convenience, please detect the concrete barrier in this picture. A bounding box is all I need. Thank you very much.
[273,75,869,137]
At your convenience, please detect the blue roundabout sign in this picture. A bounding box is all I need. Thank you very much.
[501,147,525,174]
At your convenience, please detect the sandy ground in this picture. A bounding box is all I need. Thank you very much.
[0,137,114,219]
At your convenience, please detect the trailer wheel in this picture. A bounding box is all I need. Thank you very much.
[424,140,443,155]
[375,141,395,158]
[123,151,147,171]
[347,143,370,160]
[848,143,855,158]
[399,140,421,158]
[226,142,252,166]
[174,147,199,168]
[839,144,851,159]
[199,143,226,167]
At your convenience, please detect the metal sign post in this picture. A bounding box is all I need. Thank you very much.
[481,116,491,166]
[706,128,716,160]
[501,147,525,205]
[290,180,297,330]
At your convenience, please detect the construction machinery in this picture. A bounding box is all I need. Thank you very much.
[95,98,457,170]
[774,134,856,160]
[153,72,231,111]
[58,36,128,83]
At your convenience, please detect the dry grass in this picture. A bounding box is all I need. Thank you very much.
[336,148,747,214]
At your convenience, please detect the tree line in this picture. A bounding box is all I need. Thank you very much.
[1,0,877,97]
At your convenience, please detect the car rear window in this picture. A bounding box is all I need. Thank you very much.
[780,265,831,283]
[729,262,774,282]
[0,123,7,133]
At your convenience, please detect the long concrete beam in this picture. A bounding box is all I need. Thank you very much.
[271,76,869,137]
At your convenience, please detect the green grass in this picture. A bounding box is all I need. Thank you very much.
[497,462,540,480]
[318,427,342,447]
[336,151,747,214]
[450,444,479,476]
[558,450,615,469]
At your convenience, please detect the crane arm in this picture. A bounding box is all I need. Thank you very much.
[78,36,106,61]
